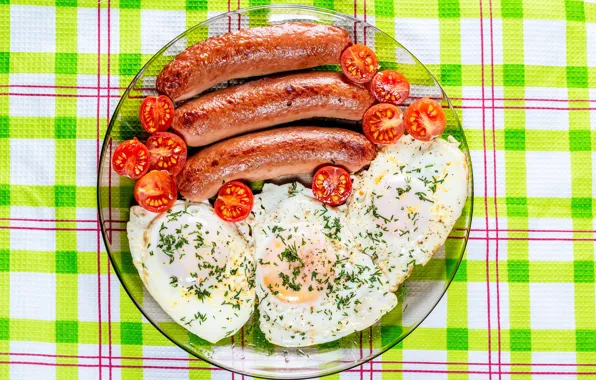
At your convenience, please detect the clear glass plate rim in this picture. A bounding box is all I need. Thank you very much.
[96,5,475,379]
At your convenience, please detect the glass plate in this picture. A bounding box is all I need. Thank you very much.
[97,4,474,379]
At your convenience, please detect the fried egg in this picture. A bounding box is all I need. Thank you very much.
[127,201,255,343]
[346,134,469,291]
[250,183,397,347]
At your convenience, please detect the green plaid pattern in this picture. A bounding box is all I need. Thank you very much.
[1,0,596,379]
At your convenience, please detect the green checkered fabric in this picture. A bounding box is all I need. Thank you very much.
[1,0,596,379]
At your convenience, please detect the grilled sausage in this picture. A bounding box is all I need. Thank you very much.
[177,127,377,202]
[157,23,352,102]
[173,71,375,146]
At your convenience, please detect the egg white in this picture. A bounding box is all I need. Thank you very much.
[127,201,255,343]
[346,134,469,291]
[250,183,397,347]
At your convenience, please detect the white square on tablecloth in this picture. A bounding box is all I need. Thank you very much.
[419,291,447,328]
[10,6,55,53]
[9,74,56,118]
[10,272,56,320]
[402,350,447,380]
[10,228,56,252]
[78,273,99,322]
[141,10,187,55]
[77,139,99,187]
[590,89,596,131]
[394,18,440,65]
[460,18,504,65]
[465,281,509,329]
[524,88,570,130]
[10,139,55,186]
[588,23,595,67]
[469,149,507,198]
[12,364,56,380]
[460,19,481,65]
[529,218,574,261]
[524,20,566,67]
[467,282,488,329]
[78,8,120,54]
[526,151,571,198]
[10,94,56,118]
[77,229,98,253]
[530,283,575,330]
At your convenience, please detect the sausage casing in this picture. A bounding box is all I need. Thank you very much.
[156,23,352,102]
[173,71,375,146]
[177,127,377,201]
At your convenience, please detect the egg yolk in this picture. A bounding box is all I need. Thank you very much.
[261,236,335,304]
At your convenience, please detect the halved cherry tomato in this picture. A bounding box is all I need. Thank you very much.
[214,181,254,222]
[340,44,378,84]
[139,95,175,134]
[312,166,352,206]
[134,170,177,213]
[370,70,410,105]
[362,104,405,145]
[112,138,150,179]
[404,97,446,141]
[146,132,188,176]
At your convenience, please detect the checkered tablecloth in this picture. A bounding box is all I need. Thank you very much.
[1,0,595,379]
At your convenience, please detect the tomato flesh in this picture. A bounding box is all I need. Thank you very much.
[134,170,177,213]
[312,166,353,206]
[112,138,150,179]
[362,104,405,145]
[340,44,378,84]
[146,132,188,176]
[404,97,446,141]
[139,95,175,134]
[214,181,254,222]
[371,70,410,105]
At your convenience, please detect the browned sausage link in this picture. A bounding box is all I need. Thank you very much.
[177,127,377,202]
[156,23,352,102]
[173,72,375,147]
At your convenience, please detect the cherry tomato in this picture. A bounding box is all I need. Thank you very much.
[404,97,446,141]
[111,138,150,179]
[146,132,188,176]
[312,166,352,206]
[340,44,378,84]
[370,70,410,105]
[139,95,175,134]
[362,104,405,145]
[214,181,254,222]
[134,170,177,213]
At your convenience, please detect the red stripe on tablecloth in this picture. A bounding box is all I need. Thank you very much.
[2,217,595,235]
[0,226,103,231]
[8,91,596,110]
[478,1,493,378]
[452,104,596,110]
[107,2,113,378]
[458,228,596,234]
[0,218,98,223]
[5,91,596,110]
[5,83,596,103]
[3,352,596,367]
[4,224,596,240]
[0,84,131,90]
[96,2,103,378]
[0,92,120,98]
[487,0,502,377]
[453,97,596,103]
[2,361,596,375]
